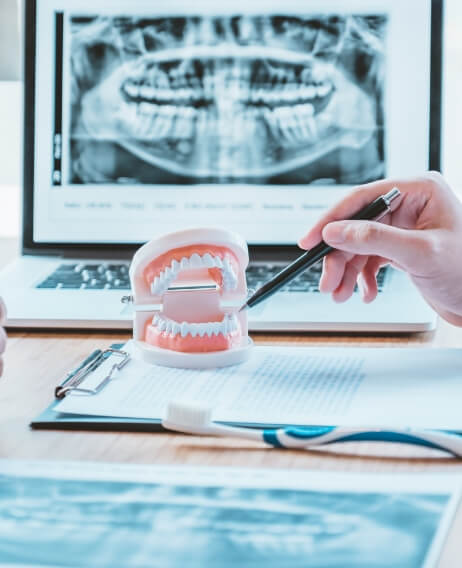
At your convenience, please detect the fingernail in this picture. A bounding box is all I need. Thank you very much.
[323,223,347,245]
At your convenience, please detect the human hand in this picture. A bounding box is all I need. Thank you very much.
[0,298,6,376]
[298,172,462,326]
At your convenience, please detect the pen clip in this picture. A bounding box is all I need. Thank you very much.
[55,348,131,399]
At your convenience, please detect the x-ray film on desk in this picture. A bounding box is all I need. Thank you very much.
[0,461,457,568]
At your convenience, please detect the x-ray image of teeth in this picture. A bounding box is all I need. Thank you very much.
[69,14,387,185]
[0,474,449,567]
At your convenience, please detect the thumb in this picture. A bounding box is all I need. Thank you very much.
[322,221,432,271]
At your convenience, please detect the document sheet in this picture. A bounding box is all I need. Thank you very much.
[55,343,462,430]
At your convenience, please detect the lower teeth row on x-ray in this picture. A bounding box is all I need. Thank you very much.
[69,14,387,185]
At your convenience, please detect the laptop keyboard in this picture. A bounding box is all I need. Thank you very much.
[246,263,387,293]
[36,263,131,290]
[36,262,388,293]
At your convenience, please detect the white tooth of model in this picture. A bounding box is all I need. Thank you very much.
[180,322,189,338]
[171,259,180,273]
[190,253,202,268]
[180,257,189,269]
[151,277,160,294]
[172,323,181,336]
[158,319,167,332]
[154,278,164,295]
[229,271,238,288]
[153,281,163,295]
[214,256,223,269]
[222,257,232,274]
[202,253,215,268]
[190,325,198,338]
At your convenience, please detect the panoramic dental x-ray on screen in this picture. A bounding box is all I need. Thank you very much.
[69,14,386,186]
[33,0,430,244]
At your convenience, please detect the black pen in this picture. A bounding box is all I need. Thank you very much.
[240,187,401,312]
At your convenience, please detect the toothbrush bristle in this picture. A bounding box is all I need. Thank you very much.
[165,400,213,427]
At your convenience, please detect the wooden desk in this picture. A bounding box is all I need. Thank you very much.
[1,241,462,566]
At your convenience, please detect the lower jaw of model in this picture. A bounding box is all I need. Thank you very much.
[129,229,252,368]
[79,47,378,180]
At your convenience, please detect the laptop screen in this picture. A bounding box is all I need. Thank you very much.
[30,0,434,246]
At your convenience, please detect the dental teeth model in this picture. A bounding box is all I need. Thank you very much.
[129,228,253,369]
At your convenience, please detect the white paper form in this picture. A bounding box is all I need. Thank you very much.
[55,342,462,430]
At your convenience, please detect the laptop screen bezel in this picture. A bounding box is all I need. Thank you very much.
[22,0,443,259]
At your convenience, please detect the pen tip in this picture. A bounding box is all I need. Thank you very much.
[239,304,247,312]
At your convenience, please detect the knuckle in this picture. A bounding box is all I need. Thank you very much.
[421,171,446,193]
[419,232,440,258]
[350,222,377,244]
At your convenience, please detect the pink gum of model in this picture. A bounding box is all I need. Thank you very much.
[129,228,251,367]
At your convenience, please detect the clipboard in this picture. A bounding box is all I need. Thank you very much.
[30,343,462,447]
[30,343,164,432]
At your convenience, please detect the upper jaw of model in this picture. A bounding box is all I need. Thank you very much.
[129,228,249,356]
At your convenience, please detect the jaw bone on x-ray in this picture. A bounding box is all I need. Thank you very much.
[70,14,386,185]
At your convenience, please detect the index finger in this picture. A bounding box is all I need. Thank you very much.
[298,178,403,250]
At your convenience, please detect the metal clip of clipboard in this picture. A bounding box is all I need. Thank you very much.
[54,348,130,399]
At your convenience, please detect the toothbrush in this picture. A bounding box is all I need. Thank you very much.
[162,401,462,458]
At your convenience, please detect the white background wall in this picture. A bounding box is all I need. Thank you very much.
[0,1,461,237]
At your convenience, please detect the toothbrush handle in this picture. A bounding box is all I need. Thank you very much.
[263,426,462,457]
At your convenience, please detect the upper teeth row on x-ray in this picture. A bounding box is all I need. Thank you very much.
[71,15,385,96]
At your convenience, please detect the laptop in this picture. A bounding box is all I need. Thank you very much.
[0,0,441,331]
